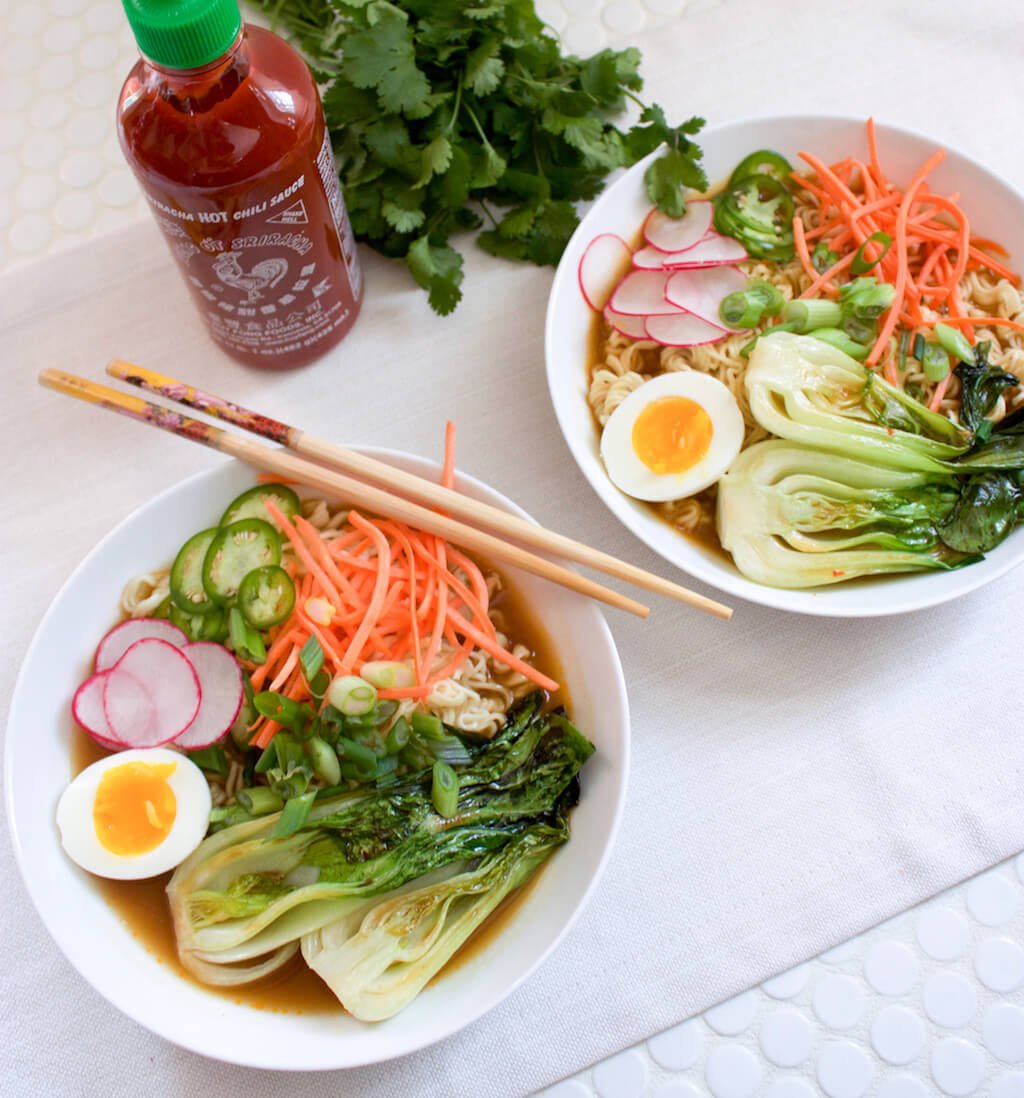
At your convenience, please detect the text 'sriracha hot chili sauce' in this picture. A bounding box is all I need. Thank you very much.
[116,0,362,368]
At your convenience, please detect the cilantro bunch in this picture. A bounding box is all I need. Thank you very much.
[255,0,706,314]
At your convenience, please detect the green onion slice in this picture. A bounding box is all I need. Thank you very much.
[934,321,974,365]
[851,231,893,275]
[431,760,460,819]
[812,242,839,274]
[898,329,911,373]
[922,343,951,382]
[273,791,316,839]
[781,298,842,333]
[237,786,285,815]
[327,675,378,716]
[299,634,324,683]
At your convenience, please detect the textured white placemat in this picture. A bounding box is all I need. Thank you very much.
[3,220,1024,1098]
[4,2,1024,1096]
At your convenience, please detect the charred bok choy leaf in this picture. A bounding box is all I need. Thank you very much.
[249,0,705,314]
[167,694,593,1010]
[303,803,573,1021]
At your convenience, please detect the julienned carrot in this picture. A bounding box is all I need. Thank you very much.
[340,510,392,671]
[792,215,817,286]
[909,225,1020,284]
[870,149,946,371]
[264,499,345,612]
[268,647,298,692]
[866,117,885,189]
[800,250,856,300]
[929,373,953,413]
[939,316,1024,332]
[250,627,302,690]
[790,123,1024,389]
[442,421,456,493]
[294,514,362,607]
[379,520,422,681]
[445,607,558,693]
[245,426,559,747]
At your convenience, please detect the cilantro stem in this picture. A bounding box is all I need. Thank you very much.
[622,89,647,110]
[446,73,463,135]
[477,199,499,230]
[463,103,491,150]
[532,130,547,181]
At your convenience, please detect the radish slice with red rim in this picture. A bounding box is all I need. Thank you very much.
[609,270,685,317]
[645,312,729,347]
[95,617,187,672]
[642,200,714,254]
[665,266,749,330]
[603,304,649,340]
[173,642,244,750]
[631,246,671,271]
[662,233,748,268]
[72,671,130,750]
[103,638,201,749]
[578,233,632,311]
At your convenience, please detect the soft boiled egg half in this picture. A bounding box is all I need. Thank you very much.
[600,371,745,502]
[57,748,211,880]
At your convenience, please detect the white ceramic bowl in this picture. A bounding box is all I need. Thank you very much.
[4,454,629,1069]
[545,115,1024,616]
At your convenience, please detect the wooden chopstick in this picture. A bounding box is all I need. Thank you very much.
[105,359,733,621]
[39,368,653,619]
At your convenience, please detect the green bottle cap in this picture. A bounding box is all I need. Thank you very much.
[121,0,242,70]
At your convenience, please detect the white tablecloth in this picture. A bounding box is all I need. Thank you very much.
[4,1,1024,1095]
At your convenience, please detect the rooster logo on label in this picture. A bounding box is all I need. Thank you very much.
[213,253,289,303]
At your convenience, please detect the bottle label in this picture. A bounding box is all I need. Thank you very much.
[315,130,363,303]
[142,131,362,363]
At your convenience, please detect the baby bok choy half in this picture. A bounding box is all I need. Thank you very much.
[167,694,594,1019]
[717,440,974,588]
[717,331,1024,588]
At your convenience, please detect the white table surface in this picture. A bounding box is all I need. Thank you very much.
[4,2,1024,1096]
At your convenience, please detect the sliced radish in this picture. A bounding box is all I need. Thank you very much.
[603,304,649,340]
[665,266,748,330]
[103,638,201,749]
[72,671,130,750]
[631,246,671,271]
[95,617,187,672]
[173,643,244,750]
[645,312,729,347]
[643,201,714,254]
[609,270,684,317]
[662,233,748,268]
[578,233,632,311]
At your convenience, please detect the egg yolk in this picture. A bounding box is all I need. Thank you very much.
[93,761,177,856]
[631,396,713,475]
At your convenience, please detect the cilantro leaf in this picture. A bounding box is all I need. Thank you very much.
[340,8,431,114]
[465,38,505,97]
[406,236,465,315]
[413,136,453,188]
[645,147,708,217]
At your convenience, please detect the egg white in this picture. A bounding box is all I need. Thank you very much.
[57,748,211,880]
[600,371,745,502]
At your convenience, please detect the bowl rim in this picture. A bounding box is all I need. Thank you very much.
[544,112,1024,617]
[4,451,630,1069]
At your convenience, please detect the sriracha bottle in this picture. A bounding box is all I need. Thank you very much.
[116,0,362,368]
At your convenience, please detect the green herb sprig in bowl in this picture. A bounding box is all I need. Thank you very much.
[254,0,705,313]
